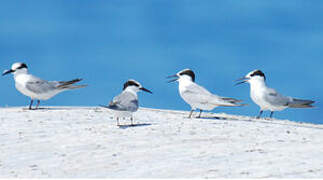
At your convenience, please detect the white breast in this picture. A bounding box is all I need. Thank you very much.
[14,74,36,99]
[14,74,60,100]
[250,83,287,111]
[250,86,268,110]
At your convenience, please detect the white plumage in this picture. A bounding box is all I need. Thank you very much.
[100,79,152,126]
[236,69,314,118]
[3,62,86,109]
[168,69,244,118]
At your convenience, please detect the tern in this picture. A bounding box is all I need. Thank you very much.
[236,69,315,118]
[100,79,152,126]
[167,69,245,118]
[3,62,87,110]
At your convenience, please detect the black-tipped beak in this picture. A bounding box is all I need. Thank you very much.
[140,87,153,94]
[2,69,14,76]
[235,77,249,86]
[166,74,178,83]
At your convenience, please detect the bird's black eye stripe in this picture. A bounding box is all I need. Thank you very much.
[123,80,139,90]
[250,70,266,80]
[17,63,28,69]
[179,70,195,82]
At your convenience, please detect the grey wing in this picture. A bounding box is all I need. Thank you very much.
[265,88,314,108]
[211,94,243,106]
[182,83,213,103]
[264,88,290,106]
[221,97,242,103]
[25,76,58,94]
[189,83,213,96]
[183,84,238,106]
[109,91,138,112]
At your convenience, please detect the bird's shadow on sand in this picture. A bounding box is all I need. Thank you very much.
[198,115,323,130]
[21,107,93,111]
[198,116,228,120]
[117,123,152,129]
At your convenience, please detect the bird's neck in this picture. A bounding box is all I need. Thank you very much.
[124,87,138,96]
[250,79,267,91]
[13,70,29,80]
[178,78,193,91]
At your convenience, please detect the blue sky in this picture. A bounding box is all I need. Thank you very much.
[0,0,322,124]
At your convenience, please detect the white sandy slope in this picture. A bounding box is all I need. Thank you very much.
[0,107,322,178]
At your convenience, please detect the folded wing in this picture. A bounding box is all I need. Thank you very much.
[183,83,244,107]
[25,76,57,94]
[108,91,139,112]
[264,88,314,108]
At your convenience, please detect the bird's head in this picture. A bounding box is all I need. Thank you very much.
[235,69,266,85]
[167,68,195,83]
[3,62,28,76]
[123,79,152,94]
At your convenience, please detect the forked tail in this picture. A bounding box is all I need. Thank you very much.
[287,98,315,108]
[221,97,243,103]
[211,97,248,107]
[57,78,87,89]
[218,102,248,107]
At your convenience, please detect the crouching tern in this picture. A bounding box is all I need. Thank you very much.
[3,62,87,110]
[100,79,152,126]
[236,69,315,119]
[167,69,245,118]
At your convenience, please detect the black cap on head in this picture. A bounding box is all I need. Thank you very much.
[19,63,28,69]
[250,70,266,80]
[123,80,140,90]
[179,69,195,82]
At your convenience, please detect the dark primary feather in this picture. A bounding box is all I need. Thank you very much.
[269,93,277,96]
[287,99,315,108]
[57,78,83,88]
[221,97,242,103]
